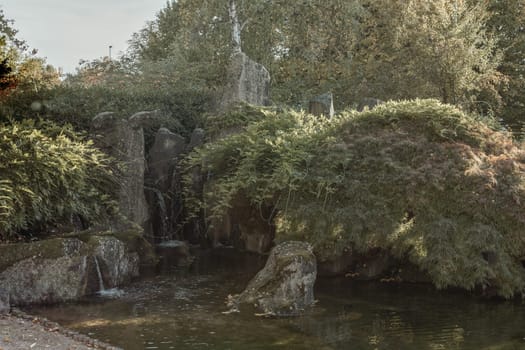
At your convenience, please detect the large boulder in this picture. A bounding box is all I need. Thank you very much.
[0,231,154,305]
[227,241,316,316]
[147,128,186,192]
[92,112,149,227]
[145,128,187,241]
[219,52,270,112]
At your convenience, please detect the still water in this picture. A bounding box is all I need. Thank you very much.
[29,248,525,350]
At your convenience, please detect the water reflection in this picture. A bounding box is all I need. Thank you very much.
[28,248,525,350]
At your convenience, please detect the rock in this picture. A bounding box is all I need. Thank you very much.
[319,248,395,279]
[147,128,186,191]
[92,112,149,227]
[355,249,394,279]
[309,92,334,118]
[220,52,270,112]
[206,193,274,254]
[227,241,317,316]
[145,128,187,241]
[128,110,160,129]
[156,240,193,267]
[182,129,207,244]
[318,249,355,276]
[186,128,206,152]
[0,232,150,306]
[0,288,9,314]
[93,236,140,288]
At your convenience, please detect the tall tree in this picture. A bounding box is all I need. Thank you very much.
[0,9,59,98]
[485,0,525,130]
[352,0,504,111]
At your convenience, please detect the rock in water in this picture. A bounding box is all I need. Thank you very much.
[228,241,316,316]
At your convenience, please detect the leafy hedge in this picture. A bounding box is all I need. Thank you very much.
[0,83,210,138]
[0,120,117,241]
[184,99,525,298]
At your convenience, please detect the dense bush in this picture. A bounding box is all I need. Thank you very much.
[0,83,209,137]
[184,99,525,298]
[0,119,117,241]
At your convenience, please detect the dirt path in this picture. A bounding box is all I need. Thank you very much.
[0,311,121,350]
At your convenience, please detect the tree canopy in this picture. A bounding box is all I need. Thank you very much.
[125,0,513,122]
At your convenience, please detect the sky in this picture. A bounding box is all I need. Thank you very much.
[1,0,169,74]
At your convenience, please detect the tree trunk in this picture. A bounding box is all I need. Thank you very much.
[229,0,242,53]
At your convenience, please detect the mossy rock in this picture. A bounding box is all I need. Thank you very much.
[0,238,88,272]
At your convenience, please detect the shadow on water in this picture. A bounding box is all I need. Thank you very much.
[27,248,525,350]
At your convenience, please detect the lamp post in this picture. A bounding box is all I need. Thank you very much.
[109,45,113,60]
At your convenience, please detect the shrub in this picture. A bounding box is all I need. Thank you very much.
[184,99,525,298]
[0,119,117,241]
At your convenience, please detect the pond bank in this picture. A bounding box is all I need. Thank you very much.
[0,310,121,350]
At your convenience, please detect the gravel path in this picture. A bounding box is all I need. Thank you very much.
[0,311,121,350]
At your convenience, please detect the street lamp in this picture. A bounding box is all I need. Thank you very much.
[109,45,113,60]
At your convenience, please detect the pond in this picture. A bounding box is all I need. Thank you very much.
[28,248,525,350]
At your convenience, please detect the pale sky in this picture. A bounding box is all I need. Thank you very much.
[1,0,169,74]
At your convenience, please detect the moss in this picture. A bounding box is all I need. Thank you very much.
[185,99,525,298]
[0,238,85,272]
[0,229,157,272]
[111,230,158,266]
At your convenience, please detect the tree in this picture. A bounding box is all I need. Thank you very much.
[485,0,525,130]
[126,0,507,112]
[0,9,59,99]
[352,0,504,111]
[0,9,23,96]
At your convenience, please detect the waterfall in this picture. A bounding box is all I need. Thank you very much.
[93,256,105,292]
[145,186,169,241]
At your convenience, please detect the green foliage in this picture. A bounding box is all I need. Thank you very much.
[184,100,525,298]
[484,0,525,132]
[0,120,118,241]
[0,79,209,138]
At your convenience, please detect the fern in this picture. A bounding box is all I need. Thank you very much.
[0,119,118,241]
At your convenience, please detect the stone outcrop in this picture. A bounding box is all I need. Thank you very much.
[309,92,334,118]
[219,52,270,112]
[147,128,186,192]
[186,128,206,152]
[205,193,275,254]
[227,241,316,316]
[0,288,9,314]
[145,128,188,241]
[92,112,150,227]
[0,231,154,305]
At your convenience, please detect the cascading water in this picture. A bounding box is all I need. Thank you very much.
[145,186,169,241]
[93,255,124,298]
[93,256,105,292]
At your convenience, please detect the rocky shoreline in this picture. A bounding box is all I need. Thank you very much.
[0,309,121,350]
